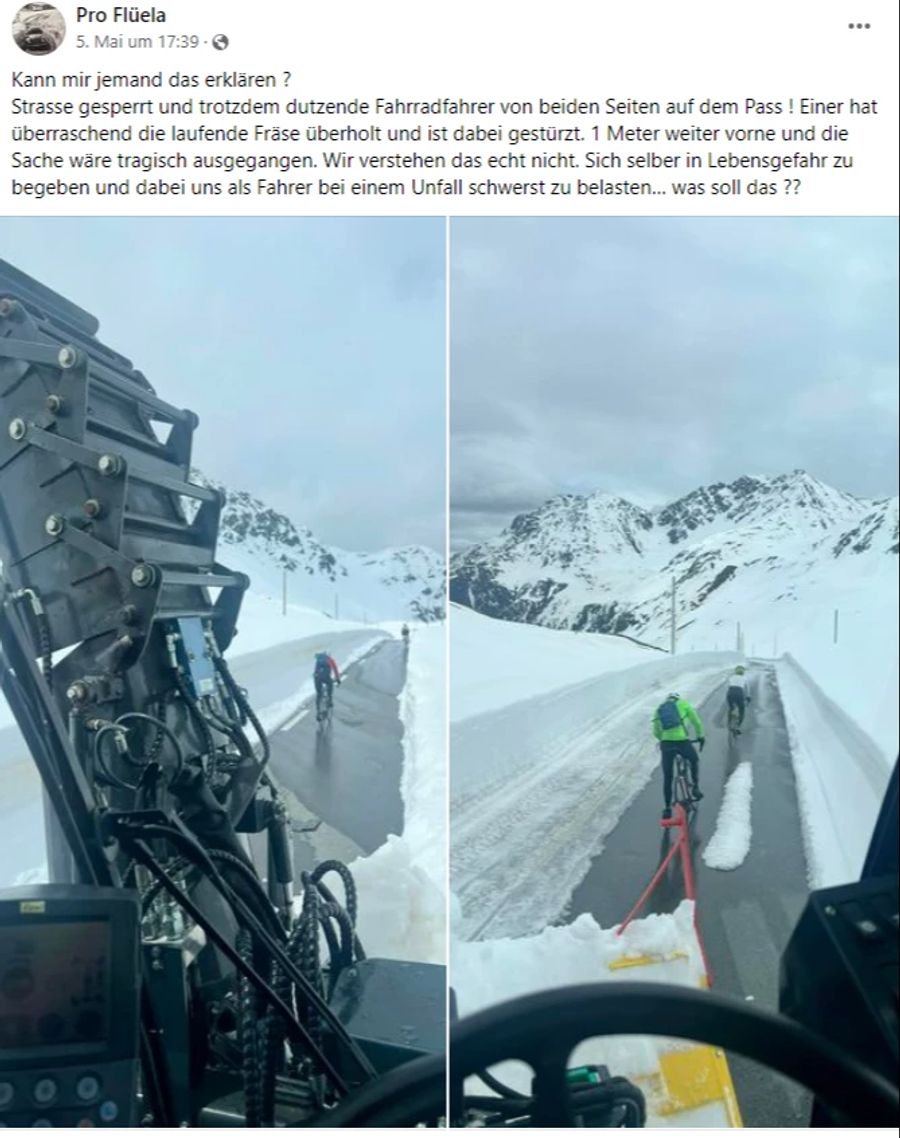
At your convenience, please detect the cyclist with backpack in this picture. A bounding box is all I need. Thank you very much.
[652,693,706,819]
[313,650,341,717]
[726,665,751,732]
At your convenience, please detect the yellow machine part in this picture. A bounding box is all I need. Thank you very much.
[608,951,689,971]
[607,954,743,1127]
[657,1046,744,1126]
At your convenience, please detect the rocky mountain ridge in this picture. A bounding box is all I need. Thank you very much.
[450,471,897,644]
[194,471,444,622]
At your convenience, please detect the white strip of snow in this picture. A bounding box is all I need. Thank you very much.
[350,623,447,964]
[776,654,891,889]
[702,762,753,871]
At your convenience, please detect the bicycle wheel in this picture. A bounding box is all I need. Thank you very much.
[674,757,699,819]
[672,765,689,812]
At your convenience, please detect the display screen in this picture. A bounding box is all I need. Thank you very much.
[0,920,110,1051]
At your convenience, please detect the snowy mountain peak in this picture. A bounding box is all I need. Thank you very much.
[654,470,862,545]
[499,493,653,561]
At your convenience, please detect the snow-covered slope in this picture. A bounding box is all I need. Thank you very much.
[450,603,660,721]
[196,472,444,623]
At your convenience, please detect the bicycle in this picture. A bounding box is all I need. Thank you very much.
[727,703,741,740]
[315,685,334,730]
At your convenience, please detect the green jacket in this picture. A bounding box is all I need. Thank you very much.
[652,697,704,742]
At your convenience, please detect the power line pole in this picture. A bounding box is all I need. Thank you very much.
[833,608,839,644]
[282,568,287,616]
[670,577,676,655]
[736,621,742,653]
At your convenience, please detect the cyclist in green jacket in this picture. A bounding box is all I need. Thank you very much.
[652,693,706,819]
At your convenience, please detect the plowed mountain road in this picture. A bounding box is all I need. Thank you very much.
[569,665,811,1127]
[266,635,407,871]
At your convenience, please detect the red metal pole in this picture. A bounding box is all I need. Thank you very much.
[678,809,696,902]
[615,802,714,985]
[616,823,682,935]
[674,809,713,985]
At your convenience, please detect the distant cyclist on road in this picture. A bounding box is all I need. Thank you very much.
[652,693,705,819]
[401,622,410,644]
[726,665,751,732]
[313,650,341,715]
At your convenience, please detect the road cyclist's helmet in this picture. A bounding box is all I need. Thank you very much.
[734,665,746,675]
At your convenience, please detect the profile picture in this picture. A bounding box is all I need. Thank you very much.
[12,2,65,54]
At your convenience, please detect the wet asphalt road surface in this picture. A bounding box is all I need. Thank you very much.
[569,665,812,1127]
[268,638,407,862]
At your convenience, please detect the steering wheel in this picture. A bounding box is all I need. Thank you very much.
[312,981,898,1127]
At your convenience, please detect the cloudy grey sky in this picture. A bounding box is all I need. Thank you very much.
[0,218,445,552]
[451,217,899,547]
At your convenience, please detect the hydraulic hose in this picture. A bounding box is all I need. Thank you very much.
[237,927,263,1127]
[117,819,376,1081]
[124,837,353,1095]
[213,655,271,765]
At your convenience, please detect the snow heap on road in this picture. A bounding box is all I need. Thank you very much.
[453,900,706,1018]
[702,763,753,872]
[351,623,447,963]
[776,653,891,889]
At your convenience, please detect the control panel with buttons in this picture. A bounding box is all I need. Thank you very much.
[780,873,899,1088]
[0,1063,135,1128]
[0,886,140,1128]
